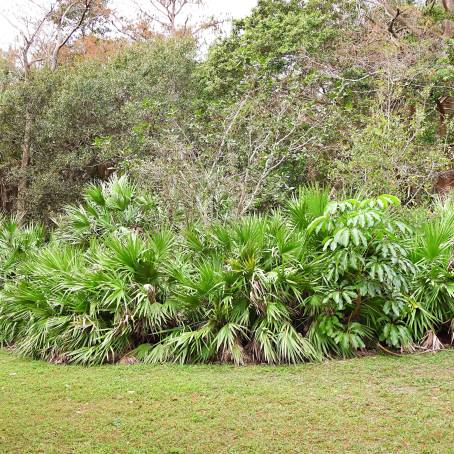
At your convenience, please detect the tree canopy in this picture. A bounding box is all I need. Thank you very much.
[0,0,452,222]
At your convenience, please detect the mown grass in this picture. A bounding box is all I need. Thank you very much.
[0,350,453,453]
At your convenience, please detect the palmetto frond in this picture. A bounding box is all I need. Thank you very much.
[55,175,157,245]
[286,185,330,231]
[413,216,454,263]
[1,182,453,364]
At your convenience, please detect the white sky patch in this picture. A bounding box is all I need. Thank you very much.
[0,0,257,50]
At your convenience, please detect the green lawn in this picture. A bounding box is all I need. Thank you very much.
[0,350,453,453]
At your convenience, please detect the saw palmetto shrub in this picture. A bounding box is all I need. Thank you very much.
[407,197,454,347]
[0,177,176,364]
[0,217,45,285]
[0,177,452,364]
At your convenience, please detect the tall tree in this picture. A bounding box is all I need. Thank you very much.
[48,0,95,69]
[2,0,106,218]
[139,0,201,34]
[125,0,219,38]
[1,2,53,218]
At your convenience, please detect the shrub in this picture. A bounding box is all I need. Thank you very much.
[408,196,454,346]
[0,178,174,364]
[305,194,418,354]
[0,177,452,364]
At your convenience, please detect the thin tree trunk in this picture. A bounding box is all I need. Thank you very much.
[349,294,362,323]
[442,1,454,37]
[16,101,33,220]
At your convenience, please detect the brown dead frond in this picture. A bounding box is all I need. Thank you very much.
[420,330,444,351]
[118,354,139,365]
[49,351,68,364]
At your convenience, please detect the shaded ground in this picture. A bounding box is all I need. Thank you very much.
[0,350,453,453]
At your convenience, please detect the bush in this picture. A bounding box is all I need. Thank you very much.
[0,177,452,364]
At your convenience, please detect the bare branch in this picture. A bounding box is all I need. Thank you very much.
[53,0,93,61]
[134,0,210,35]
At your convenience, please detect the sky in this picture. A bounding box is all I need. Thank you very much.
[0,0,258,49]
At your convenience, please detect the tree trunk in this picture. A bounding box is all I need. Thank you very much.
[435,96,454,137]
[16,101,33,220]
[442,0,454,12]
[348,294,362,323]
[50,50,59,71]
[442,1,454,36]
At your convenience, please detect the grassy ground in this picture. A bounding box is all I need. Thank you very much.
[0,350,453,454]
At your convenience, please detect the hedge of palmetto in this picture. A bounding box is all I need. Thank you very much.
[0,176,452,365]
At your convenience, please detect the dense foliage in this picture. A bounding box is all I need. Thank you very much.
[0,0,453,223]
[0,0,453,365]
[0,177,452,365]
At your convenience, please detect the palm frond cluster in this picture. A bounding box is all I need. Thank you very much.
[0,177,452,365]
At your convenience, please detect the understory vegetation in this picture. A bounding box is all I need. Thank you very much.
[0,177,452,365]
[0,1,453,366]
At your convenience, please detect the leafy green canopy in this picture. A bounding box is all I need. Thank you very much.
[1,1,452,224]
[201,0,345,102]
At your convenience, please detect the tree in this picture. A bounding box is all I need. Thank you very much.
[123,0,220,38]
[139,0,201,34]
[1,0,109,219]
[0,37,199,221]
[47,0,104,70]
[1,1,53,218]
[1,1,107,72]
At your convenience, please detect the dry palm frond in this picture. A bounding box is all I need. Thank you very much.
[420,330,444,351]
[49,351,68,365]
[118,354,140,365]
[249,279,267,313]
[400,343,418,353]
